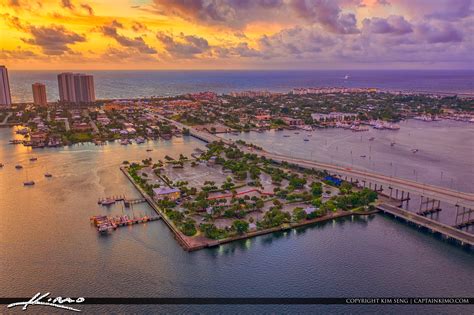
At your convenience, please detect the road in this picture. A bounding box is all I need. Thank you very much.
[159,115,474,208]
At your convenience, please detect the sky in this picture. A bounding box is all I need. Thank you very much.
[0,0,473,70]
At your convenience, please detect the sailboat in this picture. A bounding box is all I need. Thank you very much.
[344,74,350,80]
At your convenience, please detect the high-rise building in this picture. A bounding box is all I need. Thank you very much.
[57,72,95,104]
[0,65,12,107]
[32,83,48,106]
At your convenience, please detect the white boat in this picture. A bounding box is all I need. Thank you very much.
[344,74,350,80]
[412,149,419,153]
[385,124,400,130]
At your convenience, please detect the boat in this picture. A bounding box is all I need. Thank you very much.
[9,139,23,145]
[390,142,396,147]
[29,157,38,161]
[120,139,129,145]
[16,128,29,135]
[294,132,299,135]
[283,135,290,137]
[23,181,35,186]
[368,137,375,141]
[385,124,400,130]
[344,74,350,80]
[136,137,145,144]
[146,149,153,152]
[360,155,366,158]
[0,163,3,168]
[412,149,419,153]
[100,198,116,206]
[15,165,23,169]
[303,138,309,142]
[373,123,385,130]
[44,173,53,178]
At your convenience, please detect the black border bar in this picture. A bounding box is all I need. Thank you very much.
[2,298,473,305]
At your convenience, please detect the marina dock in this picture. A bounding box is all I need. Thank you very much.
[90,214,160,234]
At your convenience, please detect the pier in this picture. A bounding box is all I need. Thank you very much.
[90,215,160,234]
[377,203,473,248]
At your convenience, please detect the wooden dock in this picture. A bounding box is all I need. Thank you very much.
[377,203,473,248]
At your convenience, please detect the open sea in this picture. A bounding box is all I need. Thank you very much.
[1,70,474,313]
[8,69,474,103]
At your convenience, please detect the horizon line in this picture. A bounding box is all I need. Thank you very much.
[6,68,474,72]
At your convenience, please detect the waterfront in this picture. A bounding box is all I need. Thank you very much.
[1,127,473,313]
[8,70,474,103]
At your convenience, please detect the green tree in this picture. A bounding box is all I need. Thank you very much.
[233,220,249,234]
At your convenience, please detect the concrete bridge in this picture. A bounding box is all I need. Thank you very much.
[377,203,473,248]
[160,116,474,209]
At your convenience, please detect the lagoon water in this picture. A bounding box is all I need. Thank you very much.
[0,125,473,313]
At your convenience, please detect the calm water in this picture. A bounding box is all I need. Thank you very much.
[0,127,473,313]
[8,70,474,103]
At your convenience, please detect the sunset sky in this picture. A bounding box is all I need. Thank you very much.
[1,0,473,70]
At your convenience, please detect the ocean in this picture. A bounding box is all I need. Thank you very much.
[8,69,474,103]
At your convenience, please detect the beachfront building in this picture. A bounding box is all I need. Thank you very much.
[0,65,12,107]
[58,72,95,104]
[153,187,181,201]
[32,83,48,106]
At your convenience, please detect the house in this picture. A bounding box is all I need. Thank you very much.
[153,187,181,201]
[282,117,304,126]
[72,122,92,132]
[30,131,48,146]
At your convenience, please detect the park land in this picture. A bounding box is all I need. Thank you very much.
[124,141,379,250]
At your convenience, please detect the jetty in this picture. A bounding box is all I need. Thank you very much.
[377,203,473,248]
[90,214,160,234]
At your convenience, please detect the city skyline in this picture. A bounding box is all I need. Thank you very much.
[1,0,473,70]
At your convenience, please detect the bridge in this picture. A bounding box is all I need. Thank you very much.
[377,203,473,248]
[160,115,474,209]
